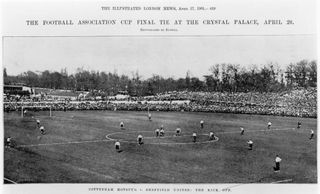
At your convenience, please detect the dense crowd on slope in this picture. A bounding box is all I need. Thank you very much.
[3,88,317,118]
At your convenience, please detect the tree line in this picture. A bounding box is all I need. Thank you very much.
[3,60,317,96]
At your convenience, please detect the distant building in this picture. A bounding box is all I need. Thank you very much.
[4,84,34,96]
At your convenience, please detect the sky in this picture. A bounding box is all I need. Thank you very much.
[3,35,317,79]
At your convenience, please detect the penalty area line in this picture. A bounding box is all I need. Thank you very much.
[18,139,114,148]
[4,177,18,184]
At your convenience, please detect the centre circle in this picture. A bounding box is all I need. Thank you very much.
[106,130,219,145]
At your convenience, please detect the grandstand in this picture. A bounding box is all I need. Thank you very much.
[3,88,317,118]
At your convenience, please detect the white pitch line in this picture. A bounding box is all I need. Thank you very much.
[73,166,115,180]
[18,139,113,148]
[223,178,293,189]
[4,177,18,184]
[106,127,296,143]
[62,163,115,181]
[106,131,220,145]
[216,127,296,134]
[110,136,219,145]
[151,137,219,145]
[17,127,298,148]
[270,179,293,183]
[223,179,294,189]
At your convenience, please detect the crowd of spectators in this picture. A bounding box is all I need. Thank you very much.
[3,88,317,118]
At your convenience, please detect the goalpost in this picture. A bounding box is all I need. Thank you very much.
[21,106,52,118]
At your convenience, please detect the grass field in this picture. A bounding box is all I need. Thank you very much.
[3,110,317,183]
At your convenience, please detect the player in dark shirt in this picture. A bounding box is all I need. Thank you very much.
[297,122,301,129]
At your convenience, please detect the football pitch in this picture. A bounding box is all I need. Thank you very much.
[4,110,317,183]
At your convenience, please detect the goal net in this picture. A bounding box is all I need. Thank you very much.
[21,106,52,118]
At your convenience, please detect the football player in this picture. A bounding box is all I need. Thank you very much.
[240,127,244,135]
[137,135,143,145]
[209,132,216,140]
[36,119,41,128]
[176,128,181,136]
[120,122,124,129]
[192,132,197,143]
[160,128,165,137]
[309,129,314,140]
[200,120,204,129]
[155,128,160,137]
[267,122,272,129]
[247,140,253,150]
[40,126,45,135]
[115,141,121,152]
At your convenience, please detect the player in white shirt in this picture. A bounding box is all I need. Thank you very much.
[267,122,272,129]
[40,126,45,135]
[209,132,215,140]
[148,113,152,121]
[5,137,12,148]
[240,127,244,135]
[192,132,197,143]
[309,129,314,140]
[115,141,121,152]
[36,119,41,128]
[160,128,165,137]
[120,122,124,129]
[176,128,181,136]
[247,140,253,150]
[137,135,143,145]
[155,129,160,137]
[23,109,28,116]
[273,155,282,172]
[200,120,204,129]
